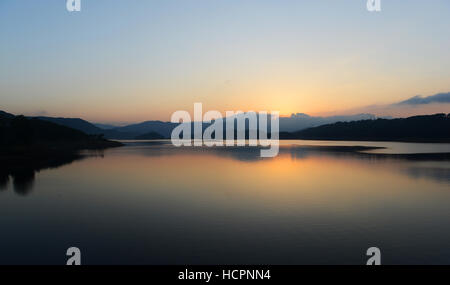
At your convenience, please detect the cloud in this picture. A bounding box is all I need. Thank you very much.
[317,91,450,118]
[396,92,450,105]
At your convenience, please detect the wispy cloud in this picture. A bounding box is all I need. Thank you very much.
[396,92,450,105]
[318,92,450,118]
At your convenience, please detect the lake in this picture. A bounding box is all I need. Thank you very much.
[1,140,450,264]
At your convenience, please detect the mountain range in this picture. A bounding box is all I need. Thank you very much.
[2,110,449,143]
[30,113,379,140]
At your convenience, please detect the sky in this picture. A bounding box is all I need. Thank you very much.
[1,0,449,124]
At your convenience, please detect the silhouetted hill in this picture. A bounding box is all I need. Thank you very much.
[281,113,450,142]
[35,116,103,134]
[279,113,376,132]
[95,123,118,130]
[0,110,14,119]
[33,116,137,139]
[113,121,177,138]
[0,112,122,156]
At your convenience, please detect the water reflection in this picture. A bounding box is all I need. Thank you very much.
[122,143,450,184]
[125,140,450,162]
[1,143,449,196]
[403,166,450,184]
[0,173,9,190]
[9,168,35,196]
[0,152,97,195]
[1,141,450,264]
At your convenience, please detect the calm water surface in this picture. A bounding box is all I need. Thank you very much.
[0,140,449,264]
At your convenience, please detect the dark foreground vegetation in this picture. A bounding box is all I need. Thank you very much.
[0,111,122,158]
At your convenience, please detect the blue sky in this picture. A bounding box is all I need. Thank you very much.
[1,0,449,123]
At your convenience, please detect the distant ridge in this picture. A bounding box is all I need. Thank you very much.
[113,121,177,138]
[33,116,137,139]
[30,116,172,139]
[35,116,103,135]
[94,123,118,130]
[280,113,450,143]
[110,114,378,138]
[279,113,376,132]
